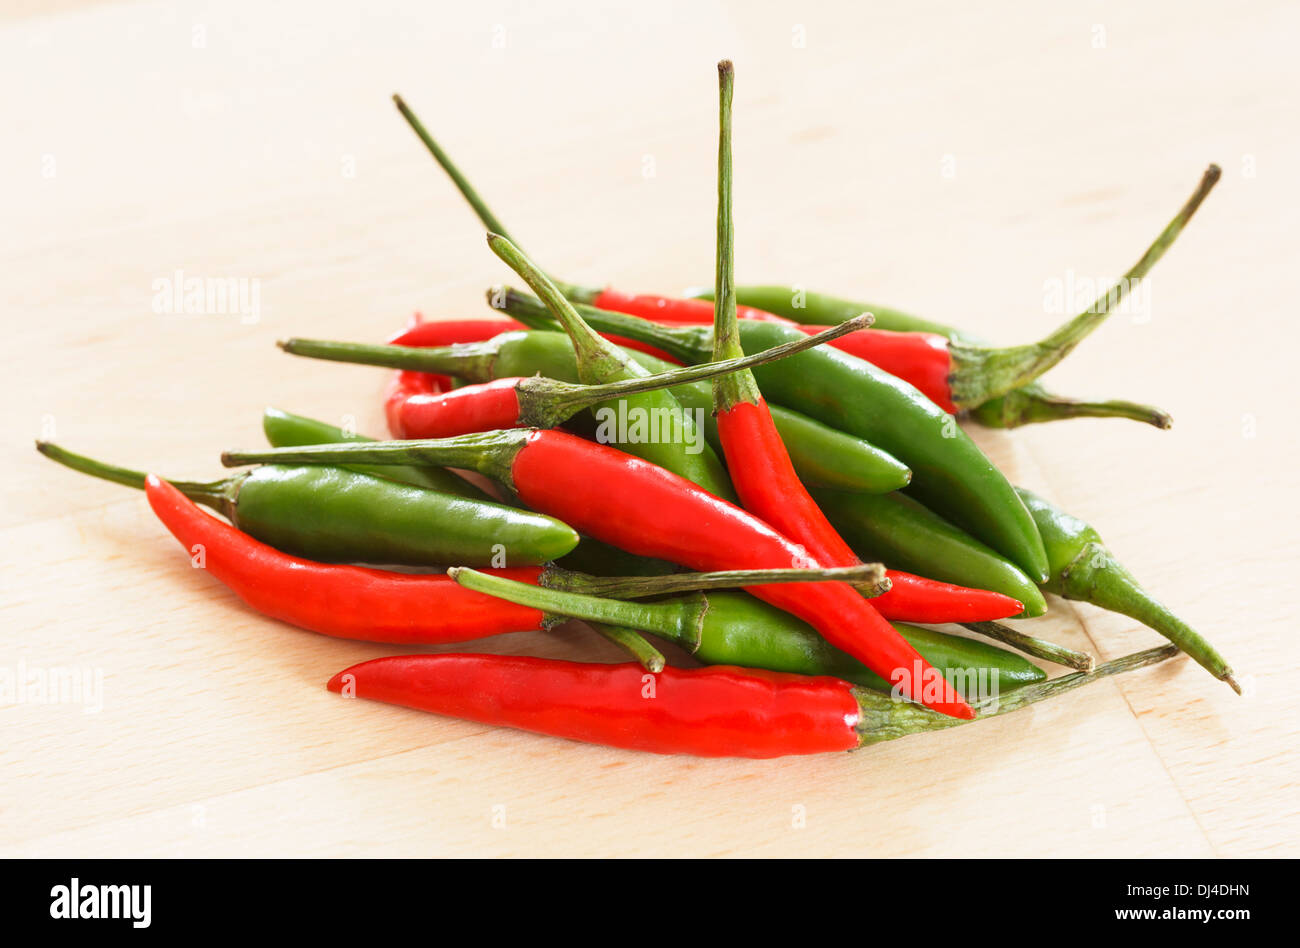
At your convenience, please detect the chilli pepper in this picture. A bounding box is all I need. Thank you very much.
[289,326,912,493]
[327,645,1178,758]
[811,487,1047,617]
[223,429,976,719]
[136,474,548,642]
[101,476,732,663]
[701,62,1019,626]
[281,316,864,443]
[454,565,1045,696]
[392,89,1212,419]
[261,406,491,500]
[37,441,578,567]
[1016,487,1239,693]
[498,289,1052,583]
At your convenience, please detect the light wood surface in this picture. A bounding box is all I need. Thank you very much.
[3,0,1296,858]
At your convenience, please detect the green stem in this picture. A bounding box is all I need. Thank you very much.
[961,621,1095,671]
[711,60,761,410]
[449,567,706,648]
[222,431,532,487]
[487,234,636,381]
[262,406,491,500]
[852,644,1179,745]
[1061,543,1239,694]
[279,337,503,383]
[947,164,1221,408]
[587,622,666,673]
[37,441,238,518]
[496,287,712,361]
[392,93,600,304]
[543,562,888,599]
[971,385,1173,430]
[392,94,519,246]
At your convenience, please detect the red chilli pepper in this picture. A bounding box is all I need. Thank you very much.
[384,370,440,438]
[225,429,975,719]
[389,316,523,348]
[143,475,545,642]
[329,655,861,758]
[329,640,1179,757]
[709,65,1020,633]
[872,570,1019,623]
[391,377,525,438]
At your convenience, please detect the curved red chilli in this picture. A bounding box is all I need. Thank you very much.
[719,401,1020,624]
[385,372,439,438]
[328,654,861,758]
[393,377,525,439]
[143,476,545,642]
[508,430,974,719]
[591,288,958,412]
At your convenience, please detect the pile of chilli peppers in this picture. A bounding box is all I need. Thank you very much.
[38,62,1235,759]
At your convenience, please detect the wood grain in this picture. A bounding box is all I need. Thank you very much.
[2,0,1296,857]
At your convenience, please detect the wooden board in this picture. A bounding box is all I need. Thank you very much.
[2,0,1296,857]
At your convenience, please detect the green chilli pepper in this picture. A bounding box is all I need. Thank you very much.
[499,290,1050,582]
[811,486,1047,617]
[454,566,1046,697]
[282,328,912,494]
[36,441,579,567]
[1015,488,1239,693]
[262,407,491,500]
